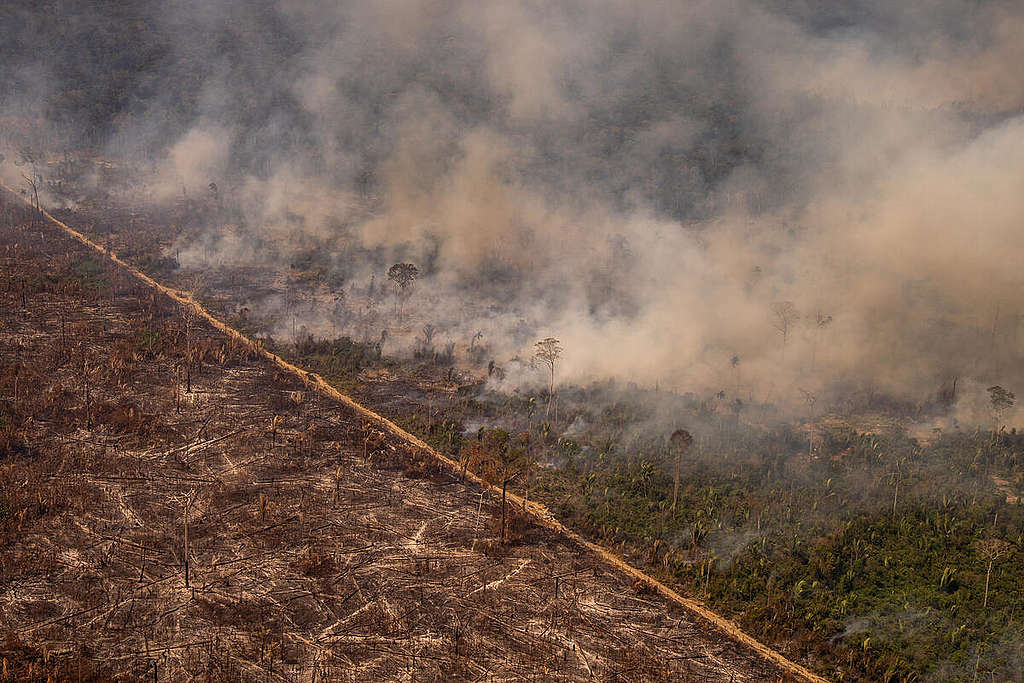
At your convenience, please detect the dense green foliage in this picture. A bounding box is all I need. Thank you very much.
[263,318,1024,680]
[294,364,1024,681]
[530,420,1024,681]
[243,311,1024,680]
[284,334,380,381]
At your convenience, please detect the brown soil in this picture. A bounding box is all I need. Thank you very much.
[0,193,802,681]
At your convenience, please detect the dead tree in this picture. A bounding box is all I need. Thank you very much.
[21,172,41,217]
[82,352,93,429]
[533,337,562,422]
[669,429,693,511]
[889,456,906,519]
[771,301,799,349]
[181,274,204,393]
[975,538,1013,610]
[175,363,182,414]
[183,489,198,587]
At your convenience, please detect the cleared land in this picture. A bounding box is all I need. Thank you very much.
[0,199,796,680]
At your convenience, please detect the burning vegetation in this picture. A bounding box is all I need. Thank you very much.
[5,1,1024,680]
[0,193,798,681]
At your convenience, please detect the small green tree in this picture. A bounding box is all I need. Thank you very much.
[467,429,533,543]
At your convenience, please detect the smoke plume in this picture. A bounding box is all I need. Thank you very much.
[3,0,1024,420]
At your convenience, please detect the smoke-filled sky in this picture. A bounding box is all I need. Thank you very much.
[3,0,1024,418]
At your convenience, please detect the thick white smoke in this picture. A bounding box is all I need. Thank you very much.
[6,0,1024,420]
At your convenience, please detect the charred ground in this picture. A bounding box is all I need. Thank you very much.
[0,196,792,680]
[20,185,1024,683]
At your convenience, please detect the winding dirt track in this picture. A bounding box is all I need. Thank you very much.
[3,184,828,682]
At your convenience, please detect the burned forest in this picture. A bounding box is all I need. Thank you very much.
[0,193,803,680]
[4,1,1024,681]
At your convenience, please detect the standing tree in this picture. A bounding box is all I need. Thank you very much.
[810,311,832,372]
[798,388,817,416]
[330,291,347,338]
[988,385,1015,434]
[466,429,533,543]
[669,428,693,511]
[387,262,418,321]
[889,456,906,519]
[533,337,562,421]
[975,538,1013,610]
[182,488,198,588]
[21,172,41,217]
[181,273,204,394]
[730,354,741,395]
[771,301,800,348]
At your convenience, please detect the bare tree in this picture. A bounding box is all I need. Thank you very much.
[975,538,1013,610]
[669,429,693,511]
[889,456,906,519]
[21,172,41,217]
[359,295,378,344]
[771,301,800,348]
[533,337,562,421]
[939,375,960,407]
[330,291,347,337]
[181,274,204,394]
[386,262,418,321]
[183,489,198,588]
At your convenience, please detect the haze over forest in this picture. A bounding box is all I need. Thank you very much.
[4,0,1024,420]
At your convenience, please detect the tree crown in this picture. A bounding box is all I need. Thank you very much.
[534,337,562,368]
